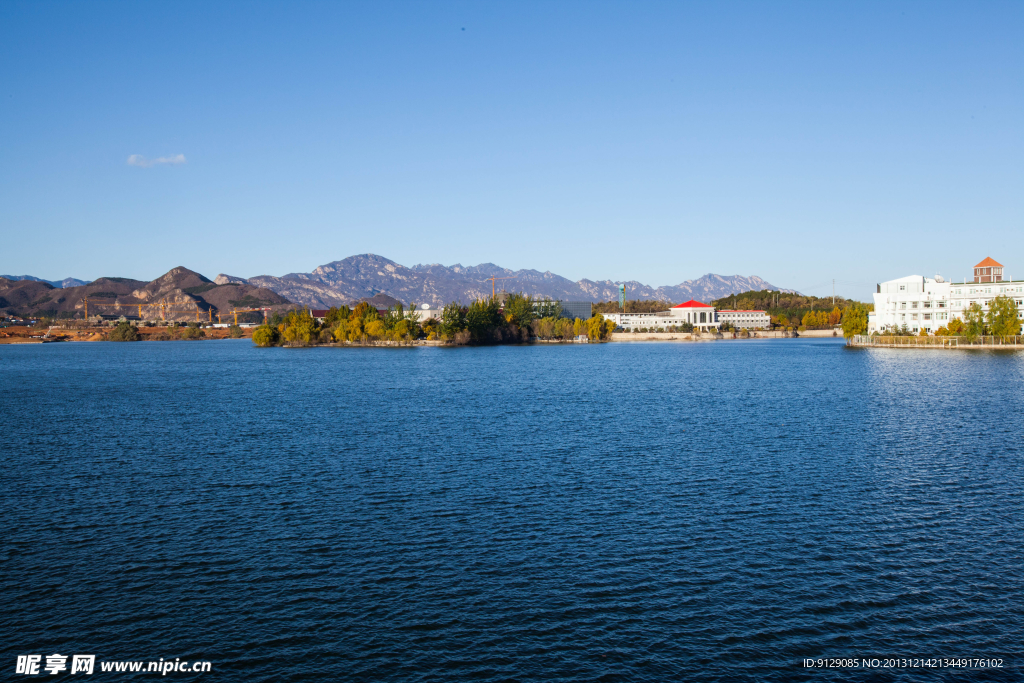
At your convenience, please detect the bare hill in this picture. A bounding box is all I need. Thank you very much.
[1,267,290,321]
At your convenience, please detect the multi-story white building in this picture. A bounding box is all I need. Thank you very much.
[869,257,1024,334]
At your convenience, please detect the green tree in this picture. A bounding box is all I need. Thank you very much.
[986,295,1022,337]
[438,302,466,338]
[963,302,985,342]
[324,306,351,327]
[402,303,424,339]
[841,305,868,339]
[503,292,536,329]
[381,304,405,334]
[252,324,280,347]
[108,321,140,342]
[228,324,244,338]
[466,297,502,341]
[535,299,562,319]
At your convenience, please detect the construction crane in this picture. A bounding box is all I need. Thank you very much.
[83,298,165,319]
[218,308,272,325]
[82,298,211,323]
[482,276,514,298]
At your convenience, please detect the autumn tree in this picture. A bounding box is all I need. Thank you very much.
[986,295,1022,337]
[421,317,439,340]
[555,318,574,339]
[963,302,985,341]
[252,324,280,347]
[281,309,318,345]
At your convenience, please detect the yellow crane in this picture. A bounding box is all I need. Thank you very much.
[482,276,514,298]
[83,298,164,319]
[218,308,271,325]
[82,298,211,322]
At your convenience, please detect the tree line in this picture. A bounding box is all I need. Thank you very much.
[592,300,675,314]
[252,294,616,347]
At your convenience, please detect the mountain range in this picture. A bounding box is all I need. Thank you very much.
[2,254,796,318]
[1,274,91,289]
[217,254,796,309]
[0,267,287,320]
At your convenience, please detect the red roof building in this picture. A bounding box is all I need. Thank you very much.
[669,299,715,325]
[973,257,1004,283]
[671,299,714,309]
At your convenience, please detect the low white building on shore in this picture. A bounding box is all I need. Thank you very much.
[601,300,721,332]
[715,309,771,329]
[869,257,1024,334]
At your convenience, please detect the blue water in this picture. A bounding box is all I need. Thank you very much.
[2,339,1022,682]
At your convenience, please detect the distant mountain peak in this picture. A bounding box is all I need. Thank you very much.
[1,274,92,289]
[237,255,796,309]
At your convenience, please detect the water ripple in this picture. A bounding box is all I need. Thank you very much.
[1,340,1023,681]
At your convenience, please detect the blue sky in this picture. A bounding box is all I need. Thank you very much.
[1,1,1021,298]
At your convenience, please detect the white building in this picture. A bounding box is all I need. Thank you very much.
[405,303,444,322]
[601,300,721,332]
[869,257,1024,334]
[715,309,771,330]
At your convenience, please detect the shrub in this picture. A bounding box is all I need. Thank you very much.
[228,325,244,339]
[252,324,280,347]
[179,326,205,340]
[108,321,140,342]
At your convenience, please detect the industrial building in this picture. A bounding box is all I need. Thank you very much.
[552,301,593,320]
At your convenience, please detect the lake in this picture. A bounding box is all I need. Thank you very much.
[2,339,1022,681]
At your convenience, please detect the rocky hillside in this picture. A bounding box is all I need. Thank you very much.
[218,254,796,308]
[0,267,290,321]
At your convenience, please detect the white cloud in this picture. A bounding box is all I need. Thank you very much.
[127,154,186,168]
